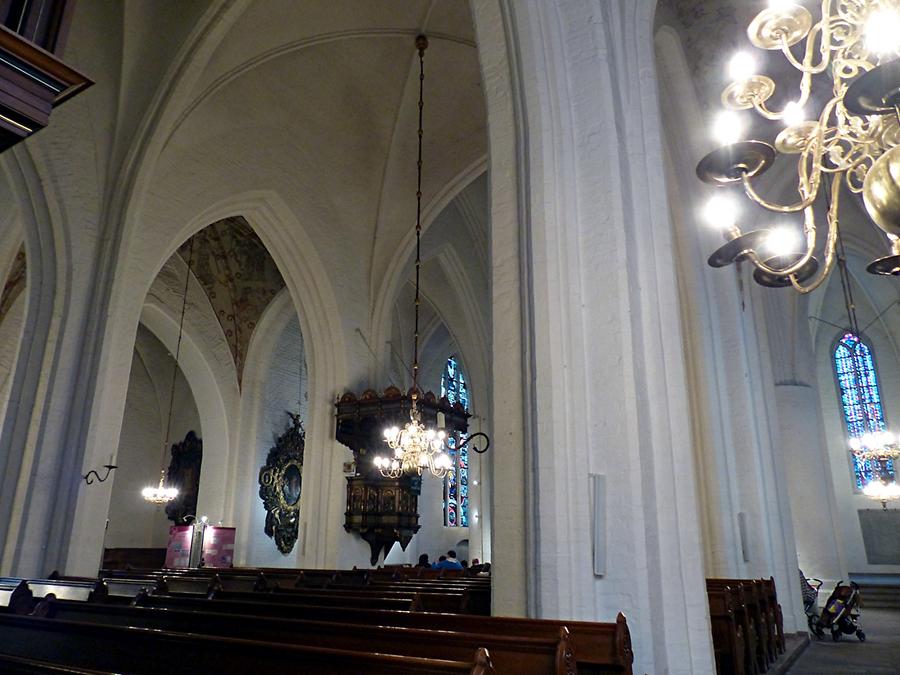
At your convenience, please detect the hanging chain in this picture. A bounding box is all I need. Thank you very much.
[411,35,427,397]
[161,236,196,469]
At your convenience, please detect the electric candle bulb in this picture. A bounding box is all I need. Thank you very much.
[713,110,745,145]
[703,194,739,230]
[764,226,802,257]
[783,101,805,127]
[728,52,757,81]
[866,9,900,55]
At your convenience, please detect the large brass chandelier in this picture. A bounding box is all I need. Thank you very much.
[374,36,452,480]
[141,237,196,504]
[697,0,900,290]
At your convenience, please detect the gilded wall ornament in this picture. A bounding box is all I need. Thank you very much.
[258,412,305,554]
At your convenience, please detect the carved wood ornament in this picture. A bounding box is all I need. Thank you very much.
[164,431,203,525]
[258,412,305,554]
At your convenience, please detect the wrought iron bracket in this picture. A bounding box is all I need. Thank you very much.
[83,465,118,485]
[457,432,491,454]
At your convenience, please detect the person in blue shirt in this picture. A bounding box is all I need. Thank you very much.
[432,550,464,570]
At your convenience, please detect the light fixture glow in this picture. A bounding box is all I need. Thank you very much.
[782,101,805,127]
[703,194,739,230]
[764,226,802,256]
[863,479,900,503]
[866,9,900,55]
[713,110,745,145]
[728,52,757,82]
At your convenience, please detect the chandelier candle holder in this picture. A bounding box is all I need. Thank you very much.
[375,395,453,478]
[696,0,900,291]
[863,478,900,509]
[142,469,179,504]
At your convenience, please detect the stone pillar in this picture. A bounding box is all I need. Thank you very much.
[476,1,716,671]
[761,291,846,589]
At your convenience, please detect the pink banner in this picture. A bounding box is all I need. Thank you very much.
[202,526,235,568]
[165,525,193,568]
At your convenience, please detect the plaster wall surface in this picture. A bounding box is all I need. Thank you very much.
[107,326,201,550]
[238,307,308,567]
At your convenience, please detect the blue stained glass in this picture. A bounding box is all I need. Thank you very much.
[833,333,894,488]
[441,356,470,527]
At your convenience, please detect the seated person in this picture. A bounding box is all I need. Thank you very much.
[416,553,431,568]
[432,550,464,570]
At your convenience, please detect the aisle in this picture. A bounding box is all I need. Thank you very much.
[787,608,900,674]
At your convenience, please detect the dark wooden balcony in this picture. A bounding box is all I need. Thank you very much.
[0,0,91,151]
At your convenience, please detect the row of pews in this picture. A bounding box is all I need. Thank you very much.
[707,577,785,675]
[0,566,635,674]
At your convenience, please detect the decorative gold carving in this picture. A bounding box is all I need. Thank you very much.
[258,412,305,554]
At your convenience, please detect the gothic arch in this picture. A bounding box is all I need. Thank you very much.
[70,189,347,571]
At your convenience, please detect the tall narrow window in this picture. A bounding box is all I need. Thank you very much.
[441,356,469,527]
[834,332,893,488]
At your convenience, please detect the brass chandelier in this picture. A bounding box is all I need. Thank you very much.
[374,35,453,480]
[697,0,900,291]
[141,237,196,504]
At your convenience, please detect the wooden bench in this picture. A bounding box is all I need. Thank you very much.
[0,653,113,674]
[0,580,35,615]
[132,593,633,674]
[254,584,474,613]
[39,599,571,674]
[0,613,493,674]
[707,585,746,675]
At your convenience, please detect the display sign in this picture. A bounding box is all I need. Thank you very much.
[202,526,235,568]
[165,524,235,568]
[165,525,193,568]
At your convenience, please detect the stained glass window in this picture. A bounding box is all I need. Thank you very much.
[833,333,894,488]
[441,356,469,527]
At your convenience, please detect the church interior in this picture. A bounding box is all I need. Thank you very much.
[0,0,898,673]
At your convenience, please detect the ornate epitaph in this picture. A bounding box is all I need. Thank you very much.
[258,413,305,554]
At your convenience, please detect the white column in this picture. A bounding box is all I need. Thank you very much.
[477,1,716,671]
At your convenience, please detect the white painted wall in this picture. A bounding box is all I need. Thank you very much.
[814,256,900,575]
[107,325,201,549]
[235,297,309,567]
[0,295,25,429]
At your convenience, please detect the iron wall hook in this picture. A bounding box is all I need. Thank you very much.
[83,465,117,485]
[457,432,491,454]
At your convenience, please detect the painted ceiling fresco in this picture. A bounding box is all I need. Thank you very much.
[0,246,25,325]
[177,217,285,386]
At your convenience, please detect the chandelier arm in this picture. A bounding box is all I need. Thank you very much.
[788,176,842,293]
[752,86,813,120]
[741,173,819,213]
[744,204,819,277]
[778,16,831,76]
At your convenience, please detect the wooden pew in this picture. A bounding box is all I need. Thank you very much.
[0,653,113,674]
[759,577,784,655]
[0,613,493,674]
[203,588,420,611]
[0,580,35,615]
[39,599,572,675]
[249,584,474,613]
[133,593,634,674]
[707,585,746,675]
[708,579,767,673]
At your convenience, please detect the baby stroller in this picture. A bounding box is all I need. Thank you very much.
[818,580,865,642]
[799,572,825,638]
